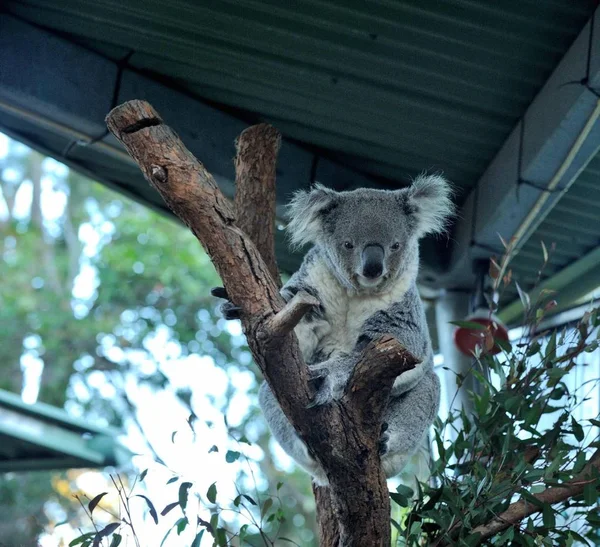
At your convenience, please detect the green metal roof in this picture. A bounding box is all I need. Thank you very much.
[0,389,130,472]
[4,0,595,199]
[499,150,600,324]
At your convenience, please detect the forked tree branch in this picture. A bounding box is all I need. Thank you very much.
[106,100,418,546]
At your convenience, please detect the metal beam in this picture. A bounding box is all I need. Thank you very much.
[0,389,130,472]
[443,8,600,291]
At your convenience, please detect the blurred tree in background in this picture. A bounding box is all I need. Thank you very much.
[0,135,317,546]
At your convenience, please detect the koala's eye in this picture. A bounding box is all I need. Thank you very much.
[343,241,354,250]
[391,242,401,251]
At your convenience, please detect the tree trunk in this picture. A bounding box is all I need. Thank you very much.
[106,100,418,546]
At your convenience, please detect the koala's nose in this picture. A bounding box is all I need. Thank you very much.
[361,244,384,279]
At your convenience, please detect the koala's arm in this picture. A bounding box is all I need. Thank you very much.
[355,286,433,396]
[280,255,329,363]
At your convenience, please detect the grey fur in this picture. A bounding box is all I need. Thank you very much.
[258,174,453,485]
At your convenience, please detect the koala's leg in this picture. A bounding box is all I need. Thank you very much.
[380,371,440,479]
[258,382,328,485]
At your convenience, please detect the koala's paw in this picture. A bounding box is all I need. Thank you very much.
[211,287,241,320]
[306,357,351,408]
[379,422,390,455]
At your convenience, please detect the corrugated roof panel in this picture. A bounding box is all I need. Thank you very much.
[5,0,595,198]
[500,149,600,306]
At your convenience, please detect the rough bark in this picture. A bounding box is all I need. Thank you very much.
[314,485,340,545]
[234,123,340,543]
[106,100,418,546]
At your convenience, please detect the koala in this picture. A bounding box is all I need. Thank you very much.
[215,174,453,486]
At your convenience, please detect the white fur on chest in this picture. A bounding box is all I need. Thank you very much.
[297,259,411,362]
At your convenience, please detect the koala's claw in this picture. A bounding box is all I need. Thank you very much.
[211,286,241,320]
[308,365,329,382]
[211,287,229,299]
[306,386,332,409]
[222,302,242,320]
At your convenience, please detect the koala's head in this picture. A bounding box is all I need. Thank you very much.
[286,174,454,292]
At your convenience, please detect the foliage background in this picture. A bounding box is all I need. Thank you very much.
[0,134,318,546]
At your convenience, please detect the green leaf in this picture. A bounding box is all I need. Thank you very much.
[572,417,584,442]
[160,502,179,516]
[422,487,443,511]
[225,450,241,463]
[135,495,158,524]
[519,489,544,508]
[584,482,598,505]
[495,336,512,353]
[208,445,218,453]
[395,484,414,498]
[573,451,587,474]
[276,481,283,491]
[541,241,548,263]
[390,492,409,507]
[238,435,251,444]
[175,517,188,535]
[238,524,249,541]
[159,527,173,547]
[242,494,257,506]
[542,503,555,529]
[139,469,148,482]
[178,481,193,510]
[92,523,121,547]
[69,533,95,546]
[545,331,557,361]
[109,534,122,547]
[569,530,591,545]
[210,513,219,534]
[449,320,487,331]
[88,492,108,514]
[586,511,600,525]
[261,498,273,519]
[216,527,228,546]
[207,482,217,504]
[191,530,204,547]
[515,282,530,311]
[495,527,514,546]
[166,476,179,484]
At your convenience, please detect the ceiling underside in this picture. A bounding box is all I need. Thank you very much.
[1,0,600,323]
[4,0,594,194]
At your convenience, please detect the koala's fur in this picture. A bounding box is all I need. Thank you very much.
[258,174,454,485]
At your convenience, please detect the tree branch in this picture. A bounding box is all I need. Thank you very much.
[234,123,282,286]
[465,450,600,542]
[106,100,418,546]
[264,291,320,337]
[348,336,417,431]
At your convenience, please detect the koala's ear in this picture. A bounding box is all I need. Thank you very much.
[404,174,455,237]
[285,183,338,248]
